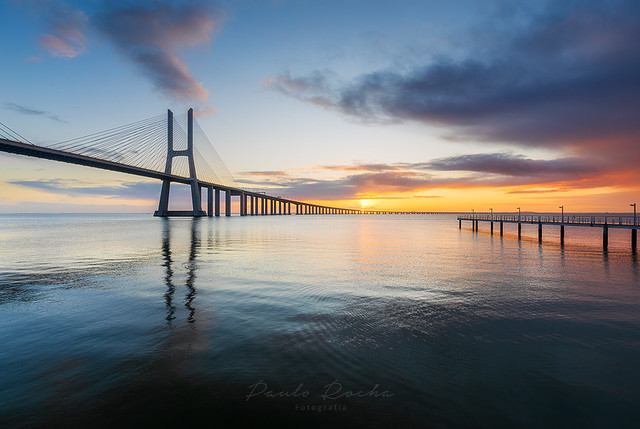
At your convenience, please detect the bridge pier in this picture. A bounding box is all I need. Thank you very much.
[603,224,608,250]
[154,108,206,217]
[491,221,493,234]
[215,188,220,216]
[207,186,213,217]
[225,190,231,216]
[500,221,503,236]
[560,225,564,246]
[633,228,637,250]
[518,223,521,239]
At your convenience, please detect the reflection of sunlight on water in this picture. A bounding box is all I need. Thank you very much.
[1,214,639,427]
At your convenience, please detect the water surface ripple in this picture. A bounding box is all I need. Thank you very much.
[0,214,638,428]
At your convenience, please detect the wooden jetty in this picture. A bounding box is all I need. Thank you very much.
[457,214,638,250]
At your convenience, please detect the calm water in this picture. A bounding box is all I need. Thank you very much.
[0,214,639,428]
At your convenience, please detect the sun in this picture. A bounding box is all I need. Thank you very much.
[360,199,370,209]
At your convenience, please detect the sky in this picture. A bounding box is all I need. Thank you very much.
[0,0,639,213]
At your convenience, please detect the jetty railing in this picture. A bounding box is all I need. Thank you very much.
[457,214,638,250]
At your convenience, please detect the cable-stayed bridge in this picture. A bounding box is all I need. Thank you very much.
[0,108,370,216]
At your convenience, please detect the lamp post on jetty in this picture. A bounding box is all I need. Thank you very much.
[517,207,521,221]
[559,206,564,223]
[490,208,493,220]
[472,209,475,231]
[632,203,637,225]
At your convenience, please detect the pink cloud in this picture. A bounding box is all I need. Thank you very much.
[32,1,88,59]
[38,34,84,58]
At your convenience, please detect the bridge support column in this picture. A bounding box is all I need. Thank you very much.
[156,181,171,216]
[214,188,220,216]
[225,190,231,216]
[207,186,213,217]
[250,196,254,215]
[632,228,637,250]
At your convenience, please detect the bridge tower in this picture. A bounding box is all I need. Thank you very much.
[154,108,206,217]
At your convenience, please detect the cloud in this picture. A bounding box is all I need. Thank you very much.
[95,1,222,108]
[239,168,441,200]
[239,150,629,201]
[9,179,160,200]
[268,1,640,166]
[18,1,219,109]
[243,170,287,177]
[3,102,67,123]
[33,0,88,58]
[264,71,336,108]
[424,153,600,178]
[318,163,403,172]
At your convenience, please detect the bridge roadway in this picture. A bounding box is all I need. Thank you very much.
[0,137,435,216]
[0,137,362,216]
[458,214,638,250]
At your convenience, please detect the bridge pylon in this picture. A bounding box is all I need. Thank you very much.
[154,108,206,217]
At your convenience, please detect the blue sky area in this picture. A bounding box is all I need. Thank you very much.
[1,0,638,213]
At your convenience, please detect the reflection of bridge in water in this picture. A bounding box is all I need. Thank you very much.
[0,108,371,216]
[162,219,198,324]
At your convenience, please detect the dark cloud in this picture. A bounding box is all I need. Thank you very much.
[10,179,160,199]
[239,150,623,201]
[424,153,601,178]
[19,1,220,110]
[94,1,223,109]
[267,1,640,160]
[3,102,67,123]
